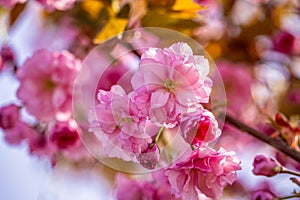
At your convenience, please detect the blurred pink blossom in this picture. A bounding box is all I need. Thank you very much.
[1,45,15,63]
[17,49,81,122]
[0,104,35,145]
[251,183,277,200]
[252,155,282,177]
[0,44,16,71]
[165,147,241,199]
[180,109,221,147]
[251,188,276,200]
[0,0,26,8]
[28,132,56,162]
[115,174,158,200]
[4,122,38,145]
[115,173,177,200]
[97,63,128,91]
[273,30,295,55]
[49,119,80,150]
[0,104,20,130]
[132,42,212,126]
[36,0,76,11]
[217,61,253,116]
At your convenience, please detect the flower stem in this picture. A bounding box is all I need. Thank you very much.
[281,168,300,177]
[150,126,165,147]
[221,113,300,163]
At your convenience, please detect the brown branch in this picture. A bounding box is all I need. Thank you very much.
[221,113,300,163]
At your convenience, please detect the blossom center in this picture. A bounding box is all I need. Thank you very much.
[44,79,56,91]
[163,80,177,92]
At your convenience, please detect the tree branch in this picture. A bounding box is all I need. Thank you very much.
[221,113,300,163]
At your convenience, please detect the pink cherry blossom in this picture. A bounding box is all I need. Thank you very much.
[36,0,76,11]
[137,144,160,170]
[28,131,56,161]
[165,147,241,199]
[0,0,26,9]
[131,42,212,126]
[273,30,295,55]
[115,174,158,200]
[180,109,221,147]
[252,188,277,200]
[252,155,282,177]
[216,61,253,116]
[17,49,81,122]
[0,104,36,145]
[28,119,91,163]
[151,170,179,200]
[0,104,20,130]
[1,45,15,64]
[251,182,277,200]
[48,119,80,150]
[129,86,151,120]
[97,63,128,91]
[115,173,177,200]
[89,85,153,162]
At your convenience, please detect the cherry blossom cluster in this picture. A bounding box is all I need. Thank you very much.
[0,49,91,164]
[89,42,241,199]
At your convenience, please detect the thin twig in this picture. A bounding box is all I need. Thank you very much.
[221,113,300,163]
[281,168,300,177]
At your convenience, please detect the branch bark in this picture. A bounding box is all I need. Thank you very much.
[222,113,300,163]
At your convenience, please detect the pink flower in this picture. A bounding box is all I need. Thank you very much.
[115,173,177,200]
[129,86,151,120]
[36,0,76,11]
[165,147,241,199]
[251,183,277,200]
[251,188,277,200]
[131,42,212,126]
[115,174,158,200]
[0,104,20,130]
[4,122,38,145]
[48,119,80,150]
[28,119,91,163]
[273,30,295,55]
[0,104,35,145]
[180,109,221,147]
[17,49,81,122]
[216,61,253,115]
[151,170,178,200]
[28,132,56,161]
[252,155,282,177]
[89,85,152,162]
[97,63,128,91]
[1,45,15,63]
[0,0,26,9]
[137,144,160,170]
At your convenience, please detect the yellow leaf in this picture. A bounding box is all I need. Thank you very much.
[81,0,106,19]
[93,17,128,44]
[172,0,207,11]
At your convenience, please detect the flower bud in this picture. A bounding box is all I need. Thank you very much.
[252,155,282,177]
